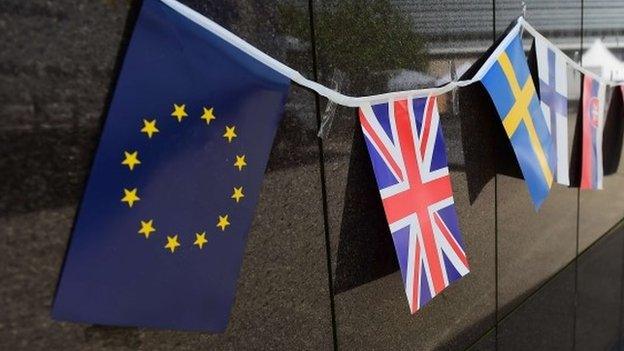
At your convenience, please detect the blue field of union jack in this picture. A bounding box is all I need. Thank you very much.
[358,96,470,313]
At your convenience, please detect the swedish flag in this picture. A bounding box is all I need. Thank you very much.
[52,0,289,331]
[482,33,555,208]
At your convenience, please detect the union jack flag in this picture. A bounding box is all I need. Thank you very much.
[358,96,469,313]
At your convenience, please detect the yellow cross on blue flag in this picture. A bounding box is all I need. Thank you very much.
[51,0,290,332]
[481,31,555,209]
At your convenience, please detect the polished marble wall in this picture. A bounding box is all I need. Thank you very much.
[1,0,624,350]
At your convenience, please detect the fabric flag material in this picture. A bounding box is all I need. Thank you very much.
[535,38,569,185]
[52,0,290,332]
[358,96,469,314]
[580,75,606,189]
[482,33,555,209]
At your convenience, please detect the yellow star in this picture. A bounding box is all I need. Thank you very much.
[231,186,244,203]
[194,232,208,249]
[138,219,156,239]
[234,155,247,171]
[121,188,140,208]
[121,151,141,171]
[141,119,159,138]
[216,215,230,231]
[200,107,216,125]
[171,104,188,122]
[223,126,237,142]
[165,235,180,253]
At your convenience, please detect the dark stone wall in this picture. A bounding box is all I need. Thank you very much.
[1,0,624,350]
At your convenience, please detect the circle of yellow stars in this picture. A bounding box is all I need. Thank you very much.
[120,103,248,253]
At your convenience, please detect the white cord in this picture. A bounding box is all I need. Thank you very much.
[159,0,621,108]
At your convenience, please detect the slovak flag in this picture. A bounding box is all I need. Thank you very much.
[580,75,606,190]
[358,95,469,314]
[535,38,569,185]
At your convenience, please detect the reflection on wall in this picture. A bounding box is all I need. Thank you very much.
[278,0,429,94]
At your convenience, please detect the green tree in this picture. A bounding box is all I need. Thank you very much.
[278,0,429,94]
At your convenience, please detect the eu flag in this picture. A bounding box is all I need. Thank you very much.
[481,33,555,209]
[52,0,290,332]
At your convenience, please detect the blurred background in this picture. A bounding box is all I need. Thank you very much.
[1,0,624,350]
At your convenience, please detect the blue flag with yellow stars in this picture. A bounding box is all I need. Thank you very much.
[52,0,289,332]
[481,32,555,209]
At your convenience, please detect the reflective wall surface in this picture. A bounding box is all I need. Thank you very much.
[1,0,624,350]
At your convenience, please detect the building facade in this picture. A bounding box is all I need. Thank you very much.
[2,0,624,350]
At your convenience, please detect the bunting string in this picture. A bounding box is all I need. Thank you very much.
[161,0,621,108]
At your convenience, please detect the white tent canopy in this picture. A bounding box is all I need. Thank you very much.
[582,39,624,82]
